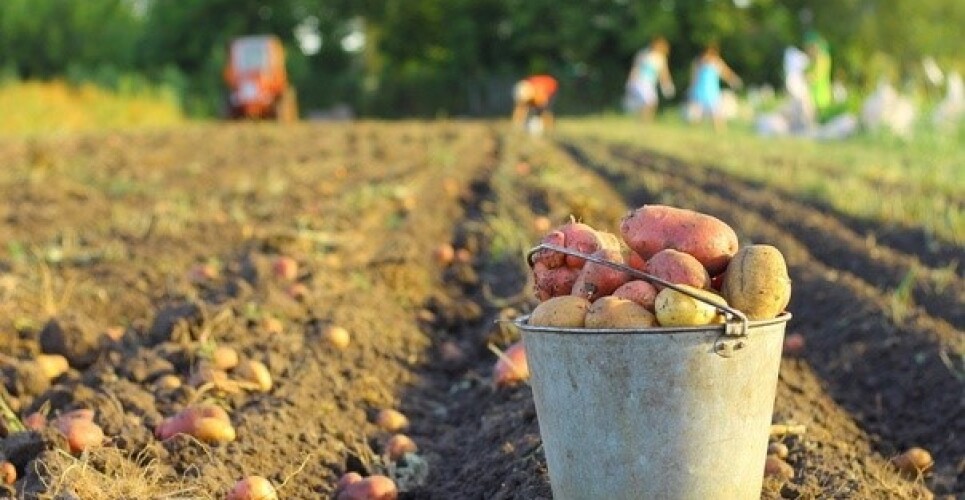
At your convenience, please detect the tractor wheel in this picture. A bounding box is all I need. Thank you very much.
[275,86,298,123]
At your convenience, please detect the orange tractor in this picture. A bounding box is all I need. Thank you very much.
[223,35,297,121]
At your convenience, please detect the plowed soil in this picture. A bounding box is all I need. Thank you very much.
[0,122,961,499]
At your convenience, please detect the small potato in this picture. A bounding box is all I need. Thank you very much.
[235,360,272,392]
[585,297,657,329]
[272,256,299,281]
[767,442,789,460]
[612,280,659,311]
[528,296,590,328]
[654,285,728,327]
[721,245,791,320]
[337,475,398,500]
[533,261,579,301]
[433,243,455,266]
[890,447,933,478]
[1,460,14,485]
[763,456,794,480]
[337,472,363,490]
[35,354,70,380]
[493,341,529,388]
[227,475,278,500]
[571,248,631,301]
[375,409,409,433]
[384,434,418,461]
[53,410,104,454]
[155,404,235,444]
[211,346,239,371]
[645,249,710,291]
[323,326,351,349]
[23,412,47,431]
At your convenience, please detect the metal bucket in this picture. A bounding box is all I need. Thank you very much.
[519,243,791,499]
[517,314,789,499]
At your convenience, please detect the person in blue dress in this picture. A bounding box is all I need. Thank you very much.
[688,44,742,130]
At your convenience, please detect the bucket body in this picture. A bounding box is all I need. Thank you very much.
[518,313,790,500]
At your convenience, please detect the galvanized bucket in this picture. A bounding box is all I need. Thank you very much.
[517,244,791,499]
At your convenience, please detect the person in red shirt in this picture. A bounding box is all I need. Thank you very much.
[512,74,559,133]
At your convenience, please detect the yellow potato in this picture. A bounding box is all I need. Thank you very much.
[721,245,791,320]
[655,285,728,327]
[529,295,591,328]
[585,296,656,329]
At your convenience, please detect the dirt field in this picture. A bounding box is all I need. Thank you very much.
[0,122,961,499]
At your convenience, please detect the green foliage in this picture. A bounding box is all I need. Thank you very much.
[0,0,961,116]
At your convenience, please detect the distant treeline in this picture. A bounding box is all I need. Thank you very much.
[0,0,960,117]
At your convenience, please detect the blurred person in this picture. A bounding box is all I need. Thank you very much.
[783,45,814,131]
[687,44,742,131]
[804,32,832,118]
[625,37,675,120]
[512,74,559,134]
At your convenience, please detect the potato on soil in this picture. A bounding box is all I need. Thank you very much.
[654,285,728,327]
[235,359,272,392]
[53,409,104,454]
[533,261,579,301]
[620,205,738,275]
[890,447,933,478]
[227,475,278,500]
[763,456,794,480]
[375,409,409,432]
[155,404,235,444]
[384,434,418,461]
[720,245,791,320]
[585,296,657,329]
[612,280,659,311]
[1,460,14,485]
[645,249,710,291]
[336,475,398,500]
[571,249,631,301]
[35,354,69,380]
[493,340,529,387]
[528,295,591,328]
[323,325,351,349]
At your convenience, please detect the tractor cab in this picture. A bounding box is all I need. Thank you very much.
[223,35,297,121]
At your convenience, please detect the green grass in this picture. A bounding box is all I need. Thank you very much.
[558,115,964,246]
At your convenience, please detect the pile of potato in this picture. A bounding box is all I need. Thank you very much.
[528,205,791,328]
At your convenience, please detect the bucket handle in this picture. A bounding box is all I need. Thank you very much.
[526,243,749,337]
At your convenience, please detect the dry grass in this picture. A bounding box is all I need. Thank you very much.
[0,80,183,136]
[35,446,208,500]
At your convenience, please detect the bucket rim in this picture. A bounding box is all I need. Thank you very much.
[514,312,791,335]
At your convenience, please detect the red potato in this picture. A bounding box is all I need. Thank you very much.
[23,412,47,431]
[493,340,529,388]
[53,410,104,454]
[563,227,621,269]
[612,280,659,311]
[532,230,566,269]
[286,283,309,300]
[645,249,711,291]
[272,256,299,281]
[433,243,455,266]
[571,249,631,301]
[620,205,738,275]
[227,475,278,500]
[533,261,579,301]
[336,472,363,491]
[336,475,398,500]
[155,404,235,444]
[384,434,418,461]
[891,447,934,478]
[627,251,647,271]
